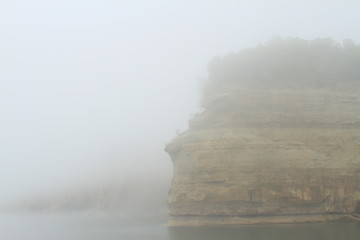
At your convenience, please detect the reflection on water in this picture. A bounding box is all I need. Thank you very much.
[168,222,360,240]
[1,213,360,240]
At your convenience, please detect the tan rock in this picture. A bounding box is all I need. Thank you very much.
[166,89,360,225]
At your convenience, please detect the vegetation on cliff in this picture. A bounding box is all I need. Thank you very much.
[203,38,360,105]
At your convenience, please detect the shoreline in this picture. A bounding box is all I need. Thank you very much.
[168,213,360,227]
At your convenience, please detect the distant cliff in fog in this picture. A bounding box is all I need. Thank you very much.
[3,175,169,217]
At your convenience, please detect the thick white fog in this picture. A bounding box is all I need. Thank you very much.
[1,0,360,207]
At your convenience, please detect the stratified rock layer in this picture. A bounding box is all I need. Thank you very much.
[165,88,360,226]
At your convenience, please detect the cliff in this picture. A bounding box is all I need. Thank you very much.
[165,38,360,226]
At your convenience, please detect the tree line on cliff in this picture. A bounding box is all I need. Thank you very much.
[203,38,360,103]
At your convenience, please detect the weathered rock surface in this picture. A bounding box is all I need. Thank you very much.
[166,87,360,225]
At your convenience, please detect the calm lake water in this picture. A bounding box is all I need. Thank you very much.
[1,213,360,240]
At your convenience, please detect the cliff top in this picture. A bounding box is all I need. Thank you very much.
[202,38,360,107]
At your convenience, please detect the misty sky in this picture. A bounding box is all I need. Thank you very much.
[1,0,360,205]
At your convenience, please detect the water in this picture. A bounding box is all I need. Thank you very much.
[1,213,360,240]
[169,222,360,240]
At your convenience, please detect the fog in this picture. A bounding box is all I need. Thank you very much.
[1,0,360,210]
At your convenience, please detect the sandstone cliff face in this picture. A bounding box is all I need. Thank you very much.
[166,39,360,225]
[166,88,360,225]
